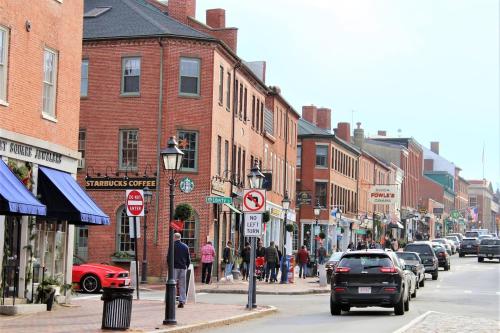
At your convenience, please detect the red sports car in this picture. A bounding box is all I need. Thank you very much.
[72,257,130,293]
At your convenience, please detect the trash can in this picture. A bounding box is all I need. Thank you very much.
[101,288,134,330]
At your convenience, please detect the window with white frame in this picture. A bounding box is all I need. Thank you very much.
[182,210,198,259]
[315,145,328,167]
[117,207,134,254]
[78,129,86,169]
[81,59,89,97]
[121,57,140,94]
[0,26,9,103]
[178,131,198,171]
[179,57,200,95]
[43,48,58,117]
[297,145,302,167]
[119,129,138,170]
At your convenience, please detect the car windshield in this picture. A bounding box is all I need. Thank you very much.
[462,238,478,244]
[480,239,500,245]
[338,255,393,273]
[405,244,433,255]
[396,252,418,261]
[432,245,445,251]
[328,252,344,261]
[446,236,459,242]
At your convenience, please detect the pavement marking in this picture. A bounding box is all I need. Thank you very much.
[436,285,441,288]
[463,290,472,294]
[73,295,101,301]
[392,310,440,333]
[197,293,208,296]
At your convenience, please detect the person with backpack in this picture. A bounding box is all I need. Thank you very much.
[296,245,310,279]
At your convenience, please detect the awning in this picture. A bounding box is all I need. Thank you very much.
[0,159,46,216]
[38,166,109,225]
[389,222,405,229]
[224,203,242,214]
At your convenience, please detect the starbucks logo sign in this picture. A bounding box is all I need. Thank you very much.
[179,177,195,193]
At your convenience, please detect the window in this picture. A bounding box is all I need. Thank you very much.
[226,72,231,109]
[315,145,328,167]
[469,196,477,208]
[218,66,223,104]
[119,129,138,170]
[179,57,200,95]
[117,207,134,253]
[182,211,198,259]
[81,59,88,97]
[0,26,9,103]
[256,99,260,132]
[234,80,239,116]
[297,145,302,167]
[178,131,198,171]
[242,150,246,183]
[217,136,222,175]
[121,57,140,94]
[260,102,264,133]
[224,140,229,173]
[239,83,243,118]
[237,147,241,183]
[78,130,86,169]
[243,87,248,121]
[315,182,327,207]
[42,48,58,117]
[251,96,256,128]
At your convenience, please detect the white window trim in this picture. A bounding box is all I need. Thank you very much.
[179,57,201,96]
[42,47,58,119]
[0,26,9,105]
[81,59,89,97]
[121,56,141,96]
[119,129,139,170]
[177,130,199,172]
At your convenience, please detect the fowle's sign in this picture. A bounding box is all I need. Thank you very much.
[368,185,398,205]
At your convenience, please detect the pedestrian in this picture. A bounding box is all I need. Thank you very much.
[222,241,234,278]
[369,239,377,249]
[200,240,215,284]
[296,245,310,279]
[357,239,366,250]
[317,243,327,265]
[264,241,279,282]
[256,240,266,257]
[347,241,354,250]
[391,238,399,251]
[168,233,190,308]
[240,242,251,280]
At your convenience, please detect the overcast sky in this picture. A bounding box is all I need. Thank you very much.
[197,0,499,189]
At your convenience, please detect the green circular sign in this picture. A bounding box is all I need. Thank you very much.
[179,177,195,193]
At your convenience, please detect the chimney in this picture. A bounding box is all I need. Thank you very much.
[424,159,434,171]
[316,108,331,130]
[168,0,196,24]
[336,122,351,143]
[206,8,225,28]
[430,141,439,155]
[353,122,365,149]
[302,105,317,125]
[377,130,386,137]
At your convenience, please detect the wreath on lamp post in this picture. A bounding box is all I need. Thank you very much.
[174,203,193,221]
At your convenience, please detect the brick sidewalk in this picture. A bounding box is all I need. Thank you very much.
[0,299,274,333]
[402,312,499,333]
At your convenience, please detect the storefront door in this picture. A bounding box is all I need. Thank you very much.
[2,216,21,298]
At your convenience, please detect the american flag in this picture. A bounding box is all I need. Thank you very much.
[468,207,478,222]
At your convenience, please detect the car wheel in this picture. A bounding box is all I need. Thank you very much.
[394,294,405,315]
[432,272,438,280]
[330,297,341,316]
[444,263,449,271]
[327,274,331,285]
[81,274,101,293]
[459,253,464,257]
[411,286,417,298]
[478,257,484,263]
[404,291,410,311]
[341,305,350,312]
[419,277,425,288]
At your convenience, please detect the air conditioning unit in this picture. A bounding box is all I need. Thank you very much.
[78,158,85,169]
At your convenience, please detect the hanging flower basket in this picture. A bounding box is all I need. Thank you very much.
[263,211,271,222]
[318,232,326,240]
[285,223,296,233]
[174,203,193,221]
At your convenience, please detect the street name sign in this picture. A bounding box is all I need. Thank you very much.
[126,189,144,217]
[205,196,232,204]
[242,189,266,213]
[244,214,262,237]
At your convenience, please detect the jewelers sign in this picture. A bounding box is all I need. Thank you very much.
[368,185,398,205]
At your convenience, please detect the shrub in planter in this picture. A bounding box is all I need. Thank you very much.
[174,203,193,221]
[318,232,326,240]
[285,224,296,233]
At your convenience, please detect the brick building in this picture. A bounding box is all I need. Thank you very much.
[78,0,298,281]
[468,180,494,232]
[0,0,108,306]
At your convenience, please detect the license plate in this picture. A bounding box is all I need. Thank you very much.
[358,287,371,294]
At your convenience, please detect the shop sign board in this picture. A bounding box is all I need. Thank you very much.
[368,185,398,204]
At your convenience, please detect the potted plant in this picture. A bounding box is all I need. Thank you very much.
[285,223,296,233]
[174,203,193,221]
[36,276,61,311]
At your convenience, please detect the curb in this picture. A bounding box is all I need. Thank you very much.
[144,305,277,333]
[392,311,437,333]
[197,288,329,295]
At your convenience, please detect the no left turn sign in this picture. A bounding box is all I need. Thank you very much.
[243,189,266,213]
[126,189,145,217]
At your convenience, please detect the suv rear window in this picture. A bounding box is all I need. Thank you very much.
[465,231,479,238]
[338,255,393,273]
[462,239,478,245]
[405,244,433,255]
[396,252,419,261]
[480,239,500,245]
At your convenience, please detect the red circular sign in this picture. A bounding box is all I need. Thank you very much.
[126,190,144,216]
[243,190,265,212]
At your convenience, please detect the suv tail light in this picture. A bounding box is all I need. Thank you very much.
[379,267,397,273]
[334,287,346,293]
[383,287,397,292]
[335,267,351,273]
[438,252,445,257]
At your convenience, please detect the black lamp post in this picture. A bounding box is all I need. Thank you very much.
[280,191,291,284]
[161,137,184,326]
[246,161,265,309]
[334,208,342,250]
[313,200,321,275]
[141,186,153,284]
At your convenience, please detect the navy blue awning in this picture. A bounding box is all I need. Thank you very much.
[38,166,109,225]
[0,159,46,216]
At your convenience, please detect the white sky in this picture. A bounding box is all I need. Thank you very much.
[197,0,500,190]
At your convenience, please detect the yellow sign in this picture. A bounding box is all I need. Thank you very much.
[270,207,282,218]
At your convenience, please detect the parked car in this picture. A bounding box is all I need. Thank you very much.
[445,235,461,249]
[326,252,344,284]
[72,256,130,293]
[465,231,480,238]
[396,251,425,288]
[433,238,453,255]
[459,237,480,257]
[489,233,498,238]
[448,233,464,242]
[400,259,418,298]
[330,250,410,316]
[432,243,451,271]
[477,238,500,262]
[478,234,493,242]
[404,241,439,280]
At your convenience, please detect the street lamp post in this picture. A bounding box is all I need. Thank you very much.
[141,187,153,284]
[246,162,265,309]
[334,208,342,250]
[280,192,291,284]
[313,200,321,276]
[161,137,184,326]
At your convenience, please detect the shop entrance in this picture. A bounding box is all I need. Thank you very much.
[2,216,21,299]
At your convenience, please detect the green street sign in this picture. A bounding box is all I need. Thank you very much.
[450,211,461,219]
[206,196,232,204]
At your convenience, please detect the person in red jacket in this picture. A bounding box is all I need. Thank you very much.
[296,245,310,279]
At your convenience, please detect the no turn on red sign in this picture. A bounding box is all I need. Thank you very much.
[243,189,266,213]
[126,189,144,217]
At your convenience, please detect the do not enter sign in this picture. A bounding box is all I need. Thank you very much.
[126,189,144,217]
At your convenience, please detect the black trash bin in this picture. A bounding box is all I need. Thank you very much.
[101,287,134,330]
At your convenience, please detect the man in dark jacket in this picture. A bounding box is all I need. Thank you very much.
[168,233,190,308]
[264,241,279,282]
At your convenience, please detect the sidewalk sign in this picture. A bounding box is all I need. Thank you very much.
[186,264,196,304]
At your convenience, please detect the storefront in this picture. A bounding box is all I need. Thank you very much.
[0,134,108,304]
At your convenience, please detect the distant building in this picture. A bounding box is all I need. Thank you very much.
[468,180,495,232]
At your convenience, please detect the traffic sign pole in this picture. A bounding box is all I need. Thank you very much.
[133,216,140,300]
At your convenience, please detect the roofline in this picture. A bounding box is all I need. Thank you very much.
[268,89,301,118]
[360,150,391,170]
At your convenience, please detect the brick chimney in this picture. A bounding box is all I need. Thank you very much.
[377,130,386,136]
[316,108,331,131]
[336,122,351,143]
[168,0,196,24]
[206,8,225,28]
[424,159,434,171]
[353,122,364,149]
[302,105,317,125]
[430,141,439,155]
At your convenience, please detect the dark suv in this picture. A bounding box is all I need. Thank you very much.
[459,238,480,257]
[330,250,410,316]
[405,242,439,280]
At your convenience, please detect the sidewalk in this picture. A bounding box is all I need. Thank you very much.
[0,299,276,333]
[397,311,499,333]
